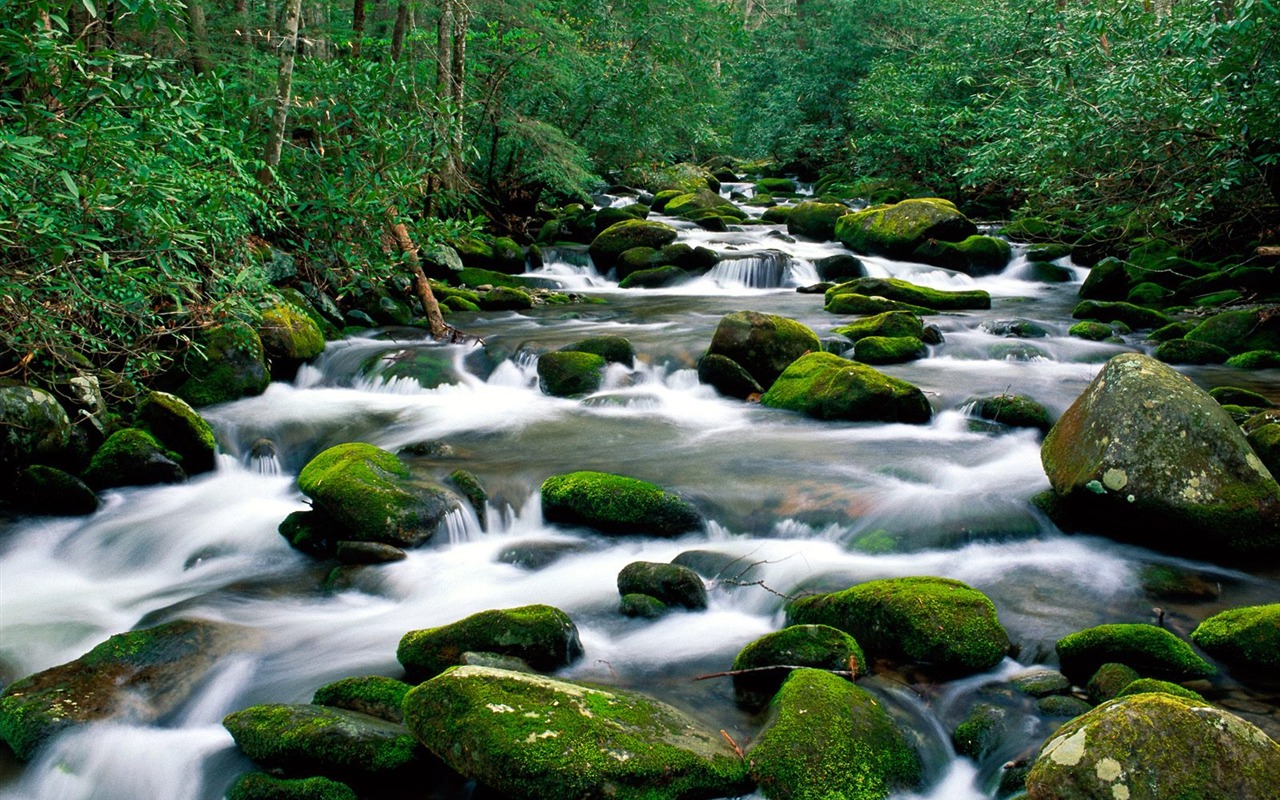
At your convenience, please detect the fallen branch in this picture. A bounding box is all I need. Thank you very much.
[693,664,858,682]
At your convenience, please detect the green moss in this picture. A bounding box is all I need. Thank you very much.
[559,335,635,368]
[761,206,793,224]
[1036,695,1093,718]
[760,352,932,424]
[396,604,583,681]
[652,189,684,212]
[1071,300,1173,330]
[967,394,1051,432]
[1186,309,1280,355]
[588,220,680,272]
[663,188,747,221]
[1191,603,1280,673]
[1145,320,1198,343]
[786,201,847,241]
[825,293,930,316]
[825,277,990,311]
[1226,350,1280,369]
[756,177,797,194]
[1139,564,1220,603]
[616,561,707,609]
[853,336,927,365]
[454,267,553,290]
[1125,281,1173,308]
[952,703,1006,759]
[1115,678,1205,702]
[786,576,1009,675]
[478,286,533,311]
[619,265,690,289]
[1067,321,1116,341]
[731,625,864,709]
[1153,338,1229,365]
[82,427,185,489]
[536,351,606,397]
[227,772,357,800]
[312,676,412,723]
[911,235,1012,275]
[747,669,921,800]
[222,703,420,777]
[259,301,325,363]
[834,198,978,259]
[540,470,702,536]
[833,311,925,342]
[620,593,668,618]
[1209,386,1273,408]
[174,320,270,407]
[137,391,217,474]
[1056,624,1215,684]
[448,469,487,525]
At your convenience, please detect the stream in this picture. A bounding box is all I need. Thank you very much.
[2,192,1279,799]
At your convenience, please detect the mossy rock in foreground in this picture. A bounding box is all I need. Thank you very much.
[786,576,1009,675]
[227,772,357,800]
[825,277,990,311]
[746,669,921,800]
[312,676,413,724]
[403,666,751,800]
[397,604,583,682]
[1025,693,1280,800]
[1055,623,1215,685]
[760,352,931,424]
[541,470,702,536]
[730,625,865,710]
[1191,603,1280,675]
[537,351,606,397]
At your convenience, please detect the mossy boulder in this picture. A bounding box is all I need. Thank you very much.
[1152,338,1229,365]
[537,351,606,397]
[833,311,925,343]
[617,561,707,610]
[1227,349,1280,369]
[402,665,751,800]
[815,254,866,282]
[664,188,747,221]
[619,265,691,289]
[834,198,978,259]
[746,669,921,800]
[696,353,764,400]
[952,703,1008,760]
[589,220,680,272]
[786,201,848,241]
[1185,308,1280,355]
[787,576,1009,675]
[396,604,583,682]
[1146,320,1198,343]
[824,293,928,316]
[226,773,357,800]
[1087,662,1141,704]
[756,177,797,195]
[761,206,793,224]
[1114,678,1205,702]
[1039,353,1280,559]
[1067,321,1118,341]
[1055,624,1215,685]
[7,464,99,515]
[1071,300,1172,330]
[826,277,991,311]
[852,336,927,365]
[540,470,702,536]
[312,676,413,724]
[0,384,71,473]
[1210,386,1272,408]
[222,704,422,782]
[912,235,1013,276]
[137,391,217,475]
[730,625,864,710]
[967,394,1052,432]
[297,443,455,548]
[652,189,684,212]
[760,352,931,424]
[258,300,326,379]
[620,593,668,619]
[1191,603,1280,675]
[706,310,820,390]
[1025,694,1280,800]
[0,619,244,760]
[174,321,270,407]
[647,162,721,195]
[82,427,185,489]
[477,286,534,311]
[1125,281,1173,308]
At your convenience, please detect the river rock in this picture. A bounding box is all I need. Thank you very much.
[815,253,866,281]
[664,187,747,221]
[787,576,1009,675]
[747,668,921,800]
[1152,338,1229,365]
[477,285,533,311]
[589,220,680,272]
[1040,353,1280,559]
[617,561,707,610]
[537,351,605,397]
[834,198,978,259]
[619,264,690,288]
[620,593,668,618]
[1071,300,1172,330]
[825,293,928,316]
[1115,678,1205,702]
[833,311,925,343]
[952,702,1009,760]
[1086,663,1141,704]
[852,335,927,365]
[967,394,1052,432]
[1055,623,1215,685]
[0,384,71,474]
[706,310,820,390]
[730,625,864,709]
[786,201,848,241]
[760,352,932,424]
[297,443,456,548]
[1078,257,1131,301]
[226,773,357,800]
[697,353,764,399]
[0,619,246,760]
[312,676,412,723]
[1185,307,1280,355]
[7,464,99,515]
[557,334,635,367]
[137,391,217,475]
[825,277,991,311]
[173,320,271,407]
[396,604,583,681]
[912,235,1012,276]
[1025,694,1280,800]
[257,299,326,380]
[1191,603,1280,675]
[541,470,703,536]
[82,427,186,489]
[223,704,422,782]
[402,665,751,800]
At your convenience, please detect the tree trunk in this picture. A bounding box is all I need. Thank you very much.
[187,0,214,76]
[391,0,411,62]
[351,0,366,58]
[448,1,469,188]
[261,0,303,183]
[386,208,449,339]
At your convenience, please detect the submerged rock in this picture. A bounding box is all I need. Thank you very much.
[1191,603,1280,675]
[746,669,921,800]
[541,470,703,536]
[706,310,820,390]
[834,198,977,259]
[1055,623,1215,685]
[402,666,751,800]
[1025,694,1280,800]
[760,352,931,424]
[1040,353,1280,559]
[396,604,583,681]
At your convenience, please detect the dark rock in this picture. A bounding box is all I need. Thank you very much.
[706,310,820,390]
[396,605,583,681]
[1056,624,1215,685]
[83,428,186,489]
[616,561,707,610]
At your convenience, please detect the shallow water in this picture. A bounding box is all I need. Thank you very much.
[2,206,1278,799]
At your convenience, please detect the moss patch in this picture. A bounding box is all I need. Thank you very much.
[760,352,932,424]
[833,311,925,343]
[227,772,357,800]
[82,427,185,489]
[1056,624,1215,684]
[731,625,864,710]
[834,198,977,258]
[541,470,702,536]
[137,391,217,474]
[825,277,990,311]
[1191,603,1280,674]
[537,351,606,397]
[312,676,412,723]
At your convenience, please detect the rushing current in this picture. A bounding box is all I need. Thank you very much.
[2,192,1278,800]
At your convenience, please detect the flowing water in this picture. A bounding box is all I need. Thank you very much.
[2,200,1279,800]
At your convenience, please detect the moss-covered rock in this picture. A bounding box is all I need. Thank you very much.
[852,336,927,365]
[761,206,793,224]
[814,254,866,282]
[826,277,991,311]
[1227,349,1280,369]
[7,464,99,515]
[646,162,722,195]
[1209,386,1273,408]
[477,286,534,311]
[1144,320,1197,343]
[174,321,270,407]
[0,384,71,473]
[785,201,848,241]
[1067,321,1117,341]
[1036,695,1093,718]
[912,235,1013,276]
[1191,603,1280,675]
[730,625,864,710]
[1152,338,1229,365]
[756,177,797,195]
[297,443,455,548]
[588,219,680,273]
[1055,624,1215,685]
[652,189,684,212]
[137,391,217,475]
[258,300,326,379]
[967,394,1052,432]
[396,604,583,682]
[1071,300,1172,330]
[312,676,413,724]
[833,311,925,343]
[746,668,921,800]
[540,470,702,536]
[619,265,691,289]
[226,773,357,800]
[760,352,932,424]
[1087,662,1141,704]
[696,353,764,400]
[1039,353,1280,559]
[0,619,244,760]
[952,703,1008,760]
[1078,257,1132,301]
[1025,694,1280,800]
[664,188,747,221]
[786,576,1009,675]
[1125,281,1173,308]
[1114,678,1205,702]
[617,561,707,610]
[537,351,606,397]
[834,198,978,259]
[1011,669,1072,698]
[82,427,186,489]
[620,593,668,619]
[706,310,820,390]
[824,293,928,316]
[1185,308,1280,355]
[403,665,751,800]
[222,703,421,781]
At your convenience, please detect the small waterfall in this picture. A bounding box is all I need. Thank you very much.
[707,250,793,288]
[443,506,483,545]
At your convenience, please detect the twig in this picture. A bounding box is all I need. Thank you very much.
[719,729,744,759]
[693,665,857,682]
